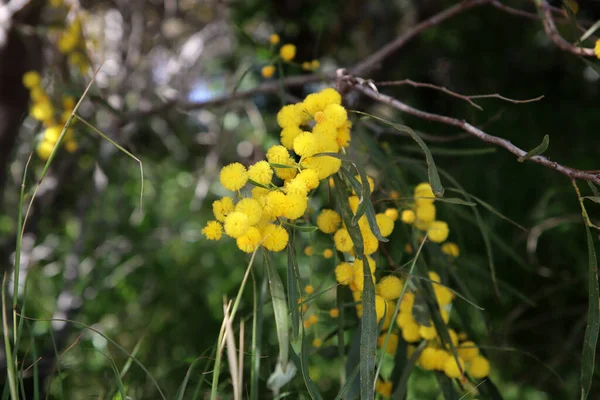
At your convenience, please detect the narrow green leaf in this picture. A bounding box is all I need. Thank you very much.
[334,365,360,400]
[412,275,485,310]
[391,341,427,400]
[518,134,549,162]
[587,182,600,197]
[247,179,271,190]
[433,197,476,206]
[401,145,497,157]
[359,252,377,400]
[332,174,364,256]
[265,254,290,369]
[582,196,600,205]
[281,220,319,232]
[435,371,458,400]
[344,325,361,400]
[350,110,444,197]
[581,223,599,400]
[478,379,504,400]
[269,162,297,169]
[287,230,300,340]
[290,340,323,400]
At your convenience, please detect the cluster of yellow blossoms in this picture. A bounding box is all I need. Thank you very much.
[261,34,320,79]
[22,71,78,160]
[202,88,350,252]
[55,12,89,74]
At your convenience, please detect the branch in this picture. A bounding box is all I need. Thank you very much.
[348,77,600,186]
[537,0,595,56]
[351,0,489,76]
[375,79,544,110]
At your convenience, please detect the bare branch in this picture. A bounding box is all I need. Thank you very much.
[351,0,489,76]
[375,79,544,110]
[349,77,600,186]
[537,0,595,56]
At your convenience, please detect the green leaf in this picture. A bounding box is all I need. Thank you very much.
[587,182,600,197]
[478,379,504,400]
[581,223,599,400]
[281,220,319,232]
[344,326,361,400]
[517,134,549,162]
[582,196,600,205]
[401,145,497,157]
[359,253,377,400]
[247,179,271,190]
[265,254,290,369]
[334,365,360,400]
[287,231,300,340]
[434,372,458,400]
[391,341,427,400]
[350,110,444,197]
[433,197,476,206]
[269,162,297,169]
[290,339,323,400]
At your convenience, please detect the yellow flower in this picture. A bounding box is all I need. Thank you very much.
[213,197,234,222]
[434,349,450,371]
[276,103,305,129]
[293,131,317,158]
[419,324,437,340]
[269,33,280,45]
[377,333,398,355]
[68,52,89,73]
[594,39,600,59]
[336,120,352,148]
[308,314,318,325]
[415,203,436,224]
[296,168,319,190]
[302,88,341,115]
[362,230,379,255]
[401,209,415,224]
[390,190,400,199]
[384,208,398,221]
[279,43,296,61]
[448,329,459,347]
[310,59,320,70]
[36,140,56,161]
[261,65,275,79]
[399,292,414,313]
[375,295,387,322]
[333,228,353,253]
[441,242,460,257]
[304,285,314,294]
[247,160,273,186]
[261,224,289,251]
[428,220,449,243]
[264,191,287,219]
[220,162,248,191]
[419,347,438,371]
[301,155,341,180]
[302,61,311,71]
[58,32,79,54]
[434,285,454,306]
[335,262,353,285]
[44,126,63,144]
[428,271,441,283]
[224,212,250,238]
[236,227,261,253]
[304,246,313,256]
[353,256,376,275]
[312,338,322,348]
[329,308,339,318]
[443,356,465,379]
[457,341,479,362]
[402,322,421,342]
[396,311,415,329]
[266,145,297,180]
[352,265,375,292]
[375,380,392,397]
[30,100,53,121]
[322,104,348,128]
[65,140,78,153]
[316,209,341,233]
[376,213,394,237]
[235,198,263,225]
[376,276,403,301]
[202,221,223,240]
[468,356,490,378]
[280,125,303,150]
[414,182,435,205]
[22,71,41,88]
[282,193,308,220]
[323,248,334,259]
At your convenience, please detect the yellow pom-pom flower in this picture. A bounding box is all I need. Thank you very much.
[280,125,303,150]
[375,295,387,322]
[419,324,437,340]
[333,228,353,253]
[399,292,415,313]
[376,213,394,237]
[213,197,234,222]
[279,44,296,61]
[377,333,398,355]
[419,348,438,371]
[428,220,449,243]
[311,59,320,70]
[401,209,415,224]
[396,312,415,329]
[316,209,341,233]
[293,131,317,158]
[220,163,248,191]
[282,193,307,220]
[402,322,421,342]
[329,308,339,318]
[595,39,600,59]
[236,227,262,252]
[457,341,479,362]
[224,212,250,238]
[323,104,348,128]
[312,338,322,348]
[276,104,305,129]
[30,100,53,121]
[375,380,392,397]
[44,126,62,144]
[323,248,334,259]
[247,160,273,186]
[235,198,263,225]
[414,182,435,205]
[468,356,490,378]
[441,242,460,257]
[376,275,403,300]
[202,221,223,240]
[384,208,398,221]
[269,33,280,45]
[22,71,41,89]
[443,356,465,379]
[261,65,275,78]
[335,262,354,285]
[262,224,289,251]
[304,285,314,294]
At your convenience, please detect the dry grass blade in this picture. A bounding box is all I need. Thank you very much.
[224,302,240,400]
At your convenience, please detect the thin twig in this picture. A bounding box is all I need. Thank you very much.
[349,78,600,186]
[375,79,544,110]
[537,0,595,56]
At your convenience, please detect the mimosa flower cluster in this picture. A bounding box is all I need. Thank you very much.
[22,71,78,160]
[53,9,90,74]
[202,88,350,252]
[260,34,320,79]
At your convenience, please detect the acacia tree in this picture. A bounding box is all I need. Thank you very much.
[0,0,599,398]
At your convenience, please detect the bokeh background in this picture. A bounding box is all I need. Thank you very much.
[1,0,599,398]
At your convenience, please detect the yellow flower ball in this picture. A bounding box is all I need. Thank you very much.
[22,71,41,88]
[443,356,465,379]
[317,209,341,233]
[44,126,62,144]
[280,125,303,150]
[375,295,387,322]
[447,329,459,347]
[376,213,394,237]
[402,322,421,343]
[276,104,305,129]
[266,145,297,180]
[377,333,399,355]
[434,349,451,371]
[220,162,248,191]
[428,271,441,283]
[419,347,438,371]
[333,228,353,253]
[384,208,398,221]
[428,221,449,243]
[401,209,415,224]
[419,324,437,340]
[293,131,317,158]
[312,338,322,348]
[236,226,262,253]
[202,221,223,240]
[322,103,348,128]
[65,140,78,153]
[224,212,250,238]
[262,224,289,251]
[416,203,436,224]
[399,292,414,313]
[264,191,287,219]
[308,314,318,325]
[376,276,403,301]
[301,155,341,180]
[248,160,273,185]
[235,198,263,225]
[352,266,375,292]
[323,248,334,259]
[304,246,313,256]
[414,182,435,205]
[457,341,479,362]
[311,59,320,70]
[58,32,79,54]
[335,262,354,285]
[396,311,415,329]
[362,230,379,255]
[30,100,53,121]
[269,33,280,45]
[595,39,600,59]
[297,168,319,190]
[375,380,392,397]
[304,285,314,294]
[468,356,490,378]
[282,193,308,220]
[213,197,234,222]
[434,286,454,306]
[441,242,460,257]
[279,43,296,61]
[302,88,341,115]
[36,140,56,161]
[261,65,275,79]
[336,120,352,148]
[329,308,340,318]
